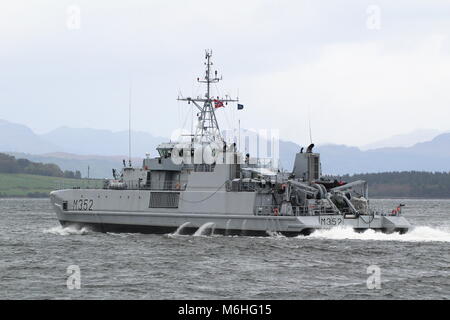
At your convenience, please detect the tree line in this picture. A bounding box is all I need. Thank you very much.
[0,153,81,179]
[327,171,450,198]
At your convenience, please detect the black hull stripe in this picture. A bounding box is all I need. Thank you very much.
[59,221,409,236]
[59,221,313,237]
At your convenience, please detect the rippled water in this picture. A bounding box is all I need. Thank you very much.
[0,198,449,299]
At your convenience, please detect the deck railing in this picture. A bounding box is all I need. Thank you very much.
[54,179,104,190]
[255,205,340,216]
[123,180,187,191]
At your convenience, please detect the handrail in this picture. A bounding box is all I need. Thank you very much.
[131,180,187,191]
[254,204,341,216]
[102,180,188,191]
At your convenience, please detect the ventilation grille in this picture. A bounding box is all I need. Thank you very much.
[150,192,180,208]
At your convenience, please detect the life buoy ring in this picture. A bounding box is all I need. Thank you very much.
[273,207,279,216]
[175,183,181,190]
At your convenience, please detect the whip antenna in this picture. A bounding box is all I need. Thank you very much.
[128,78,132,166]
[308,107,313,145]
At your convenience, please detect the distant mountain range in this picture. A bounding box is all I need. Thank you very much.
[316,135,450,175]
[0,119,59,154]
[360,129,443,150]
[40,127,165,158]
[0,120,165,158]
[1,119,450,177]
[6,152,143,179]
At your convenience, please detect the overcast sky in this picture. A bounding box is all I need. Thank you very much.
[1,0,450,147]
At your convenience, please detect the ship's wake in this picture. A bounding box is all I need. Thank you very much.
[304,226,450,242]
[43,226,89,236]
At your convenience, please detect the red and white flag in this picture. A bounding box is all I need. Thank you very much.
[213,99,224,108]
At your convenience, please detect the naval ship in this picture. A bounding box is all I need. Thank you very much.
[50,51,411,236]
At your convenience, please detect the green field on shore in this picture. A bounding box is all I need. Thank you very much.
[0,173,103,198]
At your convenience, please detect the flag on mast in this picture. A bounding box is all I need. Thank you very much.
[214,99,224,108]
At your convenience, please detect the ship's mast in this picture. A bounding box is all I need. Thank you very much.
[178,50,238,144]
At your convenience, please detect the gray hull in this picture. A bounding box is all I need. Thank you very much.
[50,190,411,237]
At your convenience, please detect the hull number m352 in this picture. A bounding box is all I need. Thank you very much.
[319,216,343,226]
[72,199,94,211]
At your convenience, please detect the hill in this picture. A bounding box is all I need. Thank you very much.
[0,153,81,178]
[0,173,102,198]
[316,133,450,174]
[360,129,443,150]
[2,118,450,175]
[332,171,450,199]
[7,152,141,179]
[41,127,165,157]
[0,119,59,154]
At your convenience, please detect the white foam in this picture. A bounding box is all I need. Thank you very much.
[172,222,191,236]
[266,230,285,238]
[304,226,450,242]
[193,222,215,236]
[43,226,89,236]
